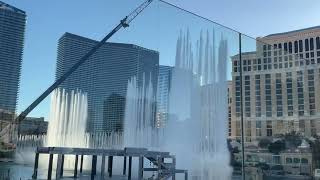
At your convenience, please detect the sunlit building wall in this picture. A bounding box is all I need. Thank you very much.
[231,26,320,142]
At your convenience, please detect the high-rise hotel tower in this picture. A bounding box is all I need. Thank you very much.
[0,1,26,120]
[231,26,320,142]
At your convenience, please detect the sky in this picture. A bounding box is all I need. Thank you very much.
[3,0,320,119]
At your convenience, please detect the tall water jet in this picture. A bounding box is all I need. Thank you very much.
[123,75,158,149]
[45,88,89,168]
[47,88,88,148]
[165,29,232,179]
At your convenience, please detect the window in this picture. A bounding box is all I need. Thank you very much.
[236,121,241,136]
[267,121,272,136]
[289,42,293,53]
[301,158,308,164]
[305,39,309,51]
[300,54,304,59]
[265,74,272,117]
[255,75,261,117]
[294,158,300,164]
[299,40,303,52]
[310,38,314,50]
[235,76,241,117]
[308,70,315,115]
[299,120,305,132]
[246,121,251,140]
[294,41,298,53]
[317,37,320,49]
[286,158,292,164]
[256,121,262,136]
[297,71,304,116]
[284,42,288,52]
[273,156,280,164]
[276,73,283,117]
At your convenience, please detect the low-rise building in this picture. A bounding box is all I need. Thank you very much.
[18,117,48,135]
[234,146,313,177]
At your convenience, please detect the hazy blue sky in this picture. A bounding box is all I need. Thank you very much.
[4,0,319,119]
[168,0,320,38]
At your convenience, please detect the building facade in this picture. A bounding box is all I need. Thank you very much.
[228,81,232,137]
[56,33,159,133]
[18,117,48,135]
[0,1,26,120]
[231,26,320,142]
[156,65,173,128]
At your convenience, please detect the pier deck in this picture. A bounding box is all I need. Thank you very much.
[32,147,188,180]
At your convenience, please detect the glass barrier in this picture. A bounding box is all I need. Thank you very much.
[0,1,240,179]
[2,0,319,180]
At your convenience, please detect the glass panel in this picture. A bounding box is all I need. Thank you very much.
[1,0,240,179]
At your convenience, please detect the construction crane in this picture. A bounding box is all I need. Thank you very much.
[14,0,154,124]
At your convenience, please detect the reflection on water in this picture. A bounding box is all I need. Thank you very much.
[0,162,35,179]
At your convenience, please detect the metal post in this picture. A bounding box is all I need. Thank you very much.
[108,156,113,177]
[56,154,63,179]
[172,156,176,180]
[239,33,246,180]
[184,171,188,180]
[128,156,132,180]
[91,155,97,178]
[80,155,84,173]
[48,154,54,180]
[74,155,79,178]
[123,156,127,175]
[60,154,64,177]
[101,155,106,179]
[157,156,161,179]
[138,156,144,179]
[32,153,39,179]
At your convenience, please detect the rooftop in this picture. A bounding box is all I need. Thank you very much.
[231,51,256,59]
[62,32,159,54]
[265,25,320,38]
[0,1,25,15]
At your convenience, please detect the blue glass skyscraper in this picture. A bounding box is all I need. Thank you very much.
[156,65,172,128]
[0,1,26,119]
[56,33,159,132]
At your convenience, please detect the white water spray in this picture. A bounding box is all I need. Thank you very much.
[165,29,232,180]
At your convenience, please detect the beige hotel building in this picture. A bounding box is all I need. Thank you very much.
[230,26,320,142]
